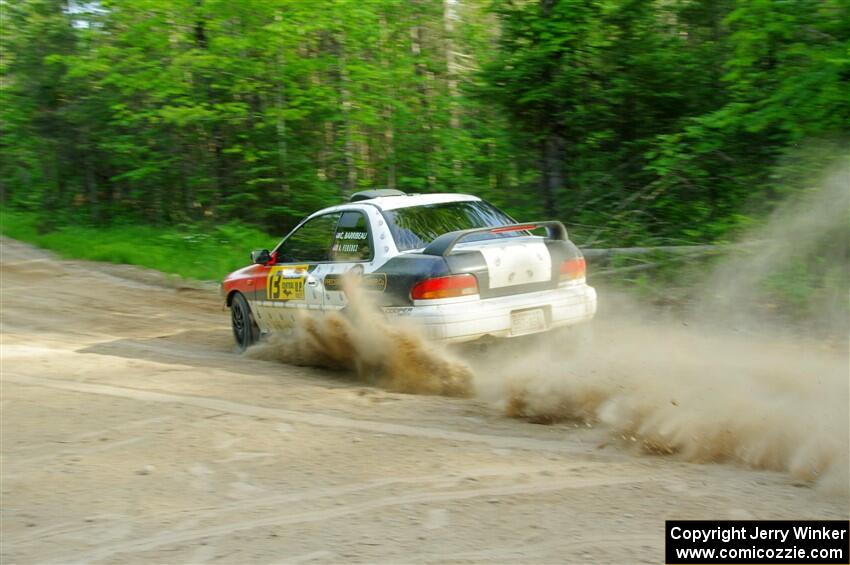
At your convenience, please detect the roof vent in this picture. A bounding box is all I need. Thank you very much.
[349,189,407,202]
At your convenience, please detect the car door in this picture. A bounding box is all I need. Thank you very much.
[253,212,340,330]
[321,209,377,313]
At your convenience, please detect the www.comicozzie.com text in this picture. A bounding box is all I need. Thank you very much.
[669,525,848,544]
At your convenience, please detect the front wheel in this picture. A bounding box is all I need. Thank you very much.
[231,293,259,352]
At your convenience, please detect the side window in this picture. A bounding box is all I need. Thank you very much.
[331,211,373,262]
[278,213,340,263]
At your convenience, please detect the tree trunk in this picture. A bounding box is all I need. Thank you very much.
[194,2,226,207]
[39,144,60,233]
[84,145,98,222]
[384,121,396,190]
[410,1,434,189]
[443,0,460,131]
[537,0,566,217]
[443,0,463,178]
[540,133,564,217]
[274,11,289,197]
[336,32,356,196]
[379,13,396,189]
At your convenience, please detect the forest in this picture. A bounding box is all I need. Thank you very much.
[1,0,848,249]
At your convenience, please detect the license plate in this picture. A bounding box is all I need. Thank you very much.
[510,308,546,336]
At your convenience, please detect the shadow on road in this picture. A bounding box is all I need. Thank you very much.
[76,329,366,392]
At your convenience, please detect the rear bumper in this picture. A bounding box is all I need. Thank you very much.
[382,282,597,343]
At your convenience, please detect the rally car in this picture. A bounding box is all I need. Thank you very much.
[222,189,597,350]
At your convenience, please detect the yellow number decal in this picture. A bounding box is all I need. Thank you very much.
[266,265,307,300]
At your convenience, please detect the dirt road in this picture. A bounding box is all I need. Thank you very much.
[1,237,846,564]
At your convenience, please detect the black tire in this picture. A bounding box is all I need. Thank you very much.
[231,292,259,352]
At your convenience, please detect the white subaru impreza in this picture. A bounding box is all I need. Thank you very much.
[222,189,597,350]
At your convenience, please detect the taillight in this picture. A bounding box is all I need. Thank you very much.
[560,257,586,281]
[411,274,479,300]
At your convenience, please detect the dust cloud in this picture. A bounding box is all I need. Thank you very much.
[248,163,849,494]
[697,157,850,338]
[247,282,473,397]
[476,163,849,494]
[474,319,848,494]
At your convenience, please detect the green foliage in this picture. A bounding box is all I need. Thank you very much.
[0,210,274,281]
[1,0,847,250]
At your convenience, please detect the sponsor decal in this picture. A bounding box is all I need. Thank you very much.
[324,273,344,292]
[267,265,308,300]
[332,230,370,254]
[323,272,386,292]
[336,230,368,240]
[362,273,387,291]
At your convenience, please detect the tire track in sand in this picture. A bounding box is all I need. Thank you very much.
[4,373,604,455]
[8,464,597,547]
[55,474,653,564]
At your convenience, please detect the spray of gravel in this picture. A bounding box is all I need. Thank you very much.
[474,163,849,495]
[473,318,848,494]
[247,280,473,397]
[246,162,848,494]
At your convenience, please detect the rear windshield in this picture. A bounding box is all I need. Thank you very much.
[383,200,520,251]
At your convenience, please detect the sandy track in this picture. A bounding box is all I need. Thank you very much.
[1,237,846,564]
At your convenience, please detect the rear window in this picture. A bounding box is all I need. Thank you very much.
[384,200,520,251]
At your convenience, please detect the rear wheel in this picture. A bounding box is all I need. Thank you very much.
[231,292,259,352]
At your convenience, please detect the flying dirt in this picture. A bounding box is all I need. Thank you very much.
[476,319,849,495]
[481,165,850,494]
[247,283,473,397]
[247,284,849,496]
[249,168,850,496]
[1,171,847,563]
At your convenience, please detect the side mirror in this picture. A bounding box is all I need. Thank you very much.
[251,249,272,265]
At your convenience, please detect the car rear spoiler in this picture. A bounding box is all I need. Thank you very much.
[421,221,568,257]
